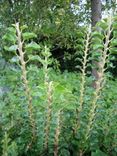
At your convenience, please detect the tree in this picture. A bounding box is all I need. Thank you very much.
[91,0,102,26]
[91,0,102,88]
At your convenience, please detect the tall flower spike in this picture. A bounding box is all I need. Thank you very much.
[84,15,113,142]
[15,23,36,149]
[41,46,54,153]
[79,30,91,113]
[74,30,91,133]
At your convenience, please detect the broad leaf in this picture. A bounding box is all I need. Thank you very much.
[113,23,117,30]
[91,149,108,156]
[28,55,42,63]
[96,20,108,30]
[23,32,37,40]
[25,42,40,51]
[111,39,117,46]
[3,34,16,43]
[21,25,28,31]
[4,45,18,52]
[109,47,117,54]
[7,27,16,34]
[10,56,19,63]
[93,44,103,50]
[91,31,104,40]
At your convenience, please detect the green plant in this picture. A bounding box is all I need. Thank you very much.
[2,132,18,156]
[1,14,117,156]
[54,109,62,156]
[15,23,37,149]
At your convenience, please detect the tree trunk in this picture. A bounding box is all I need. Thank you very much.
[91,0,102,88]
[91,0,102,26]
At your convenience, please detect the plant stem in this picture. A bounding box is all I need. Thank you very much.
[79,31,90,113]
[75,31,90,133]
[84,15,112,142]
[44,81,53,153]
[15,22,36,148]
[54,110,62,156]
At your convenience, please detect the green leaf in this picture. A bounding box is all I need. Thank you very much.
[113,31,117,38]
[54,83,71,95]
[109,47,117,54]
[7,27,16,34]
[8,45,18,51]
[55,84,66,94]
[8,141,18,156]
[76,31,84,38]
[113,23,117,30]
[25,42,40,51]
[91,149,108,156]
[93,44,103,50]
[23,32,37,40]
[96,20,108,30]
[3,34,16,43]
[77,38,84,44]
[21,25,28,31]
[10,56,19,63]
[113,15,117,21]
[111,39,117,46]
[59,149,70,156]
[28,55,42,62]
[92,51,102,59]
[91,37,102,44]
[75,44,84,51]
[4,45,18,52]
[91,31,104,40]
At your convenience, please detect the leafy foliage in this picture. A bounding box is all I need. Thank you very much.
[0,14,117,156]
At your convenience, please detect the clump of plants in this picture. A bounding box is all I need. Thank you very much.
[0,14,117,156]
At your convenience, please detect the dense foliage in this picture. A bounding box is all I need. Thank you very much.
[0,12,117,156]
[0,0,117,72]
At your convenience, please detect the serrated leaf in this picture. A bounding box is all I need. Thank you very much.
[25,42,40,51]
[23,32,37,40]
